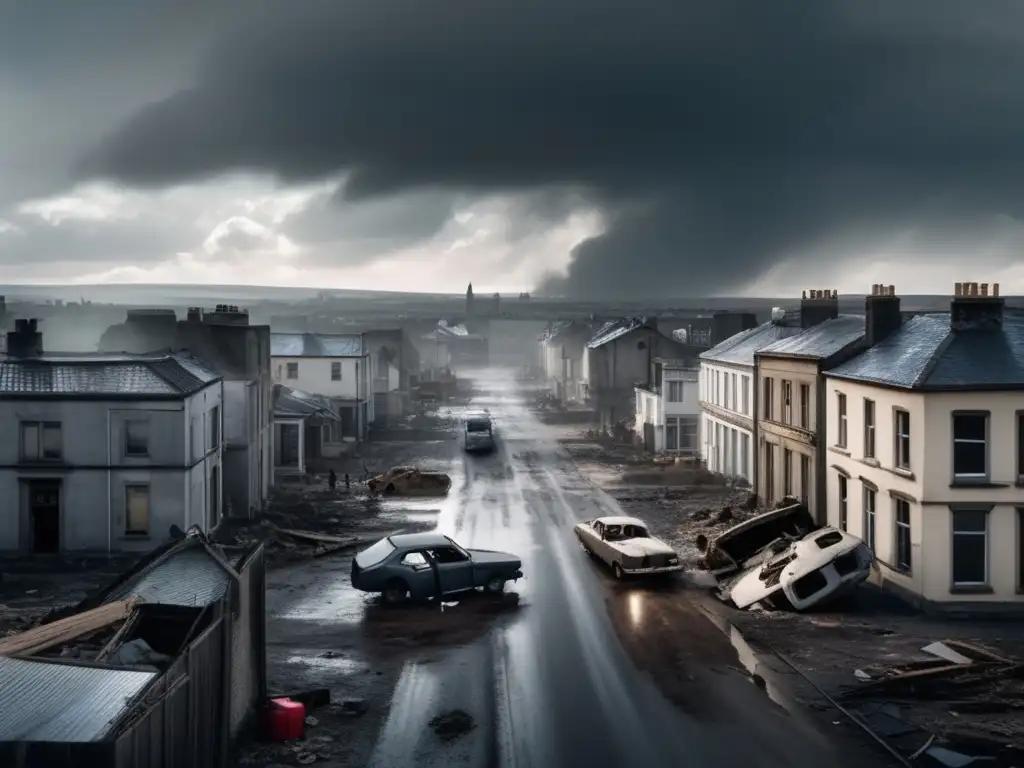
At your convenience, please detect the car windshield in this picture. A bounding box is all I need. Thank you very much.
[467,419,491,433]
[604,524,648,541]
[444,536,471,559]
[355,537,396,568]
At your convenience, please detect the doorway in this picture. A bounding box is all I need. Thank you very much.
[28,481,61,553]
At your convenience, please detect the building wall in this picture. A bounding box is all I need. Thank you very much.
[824,377,931,601]
[271,356,366,400]
[0,385,223,553]
[757,357,819,514]
[698,360,755,481]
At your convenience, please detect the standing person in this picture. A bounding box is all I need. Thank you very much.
[344,473,351,490]
[328,468,337,491]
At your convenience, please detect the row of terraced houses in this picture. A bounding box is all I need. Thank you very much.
[698,282,1024,614]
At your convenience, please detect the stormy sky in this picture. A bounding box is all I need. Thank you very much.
[4,1,1024,296]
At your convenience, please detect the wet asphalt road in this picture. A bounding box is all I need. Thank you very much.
[271,370,896,768]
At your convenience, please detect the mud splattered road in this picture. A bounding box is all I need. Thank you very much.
[258,370,900,768]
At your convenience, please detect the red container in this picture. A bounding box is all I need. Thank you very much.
[266,697,305,741]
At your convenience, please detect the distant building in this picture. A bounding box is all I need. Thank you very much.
[0,319,224,554]
[538,320,594,404]
[634,357,700,454]
[824,281,1024,613]
[270,332,372,444]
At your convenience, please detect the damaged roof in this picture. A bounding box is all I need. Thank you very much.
[104,539,236,608]
[827,311,1024,390]
[757,315,865,360]
[271,333,364,358]
[587,318,648,349]
[0,655,155,742]
[0,353,220,397]
[274,384,341,420]
[700,321,805,367]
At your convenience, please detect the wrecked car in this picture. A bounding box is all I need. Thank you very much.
[350,532,523,604]
[706,504,873,611]
[575,516,682,579]
[366,466,453,496]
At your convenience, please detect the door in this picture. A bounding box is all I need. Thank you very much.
[29,481,60,553]
[280,423,300,466]
[427,546,475,593]
[643,422,655,452]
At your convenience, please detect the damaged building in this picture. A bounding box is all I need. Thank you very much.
[538,320,594,404]
[0,529,266,768]
[633,356,700,455]
[0,320,224,554]
[98,305,273,520]
[272,385,341,475]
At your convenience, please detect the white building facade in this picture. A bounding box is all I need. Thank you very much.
[698,360,754,481]
[271,333,372,441]
[0,343,223,554]
[634,364,700,454]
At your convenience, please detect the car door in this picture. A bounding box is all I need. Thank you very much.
[427,546,475,593]
[398,550,436,598]
[588,522,611,565]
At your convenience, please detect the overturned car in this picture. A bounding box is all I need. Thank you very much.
[704,504,873,611]
[367,466,453,496]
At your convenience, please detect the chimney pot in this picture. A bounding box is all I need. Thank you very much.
[888,285,895,296]
[802,290,807,299]
[981,283,989,297]
[994,282,1000,297]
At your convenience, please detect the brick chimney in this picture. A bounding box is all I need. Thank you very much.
[865,284,902,346]
[7,318,43,358]
[186,306,203,323]
[951,282,1004,331]
[204,304,250,326]
[800,289,840,329]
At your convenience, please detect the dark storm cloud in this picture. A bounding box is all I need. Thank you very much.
[79,0,1024,297]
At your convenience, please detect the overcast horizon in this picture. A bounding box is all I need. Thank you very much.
[5,2,1024,297]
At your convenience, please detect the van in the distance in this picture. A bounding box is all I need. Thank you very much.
[464,412,495,454]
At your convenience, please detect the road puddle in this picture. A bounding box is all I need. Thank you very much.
[284,652,371,676]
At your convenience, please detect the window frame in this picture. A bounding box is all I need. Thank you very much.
[331,361,343,381]
[894,408,911,470]
[799,383,810,429]
[836,392,848,448]
[837,474,848,531]
[20,420,63,462]
[863,399,875,459]
[286,361,299,379]
[781,380,792,425]
[951,410,990,483]
[124,483,151,536]
[667,380,684,403]
[950,506,990,589]
[763,377,774,421]
[864,486,876,550]
[783,448,792,497]
[894,497,912,574]
[1017,411,1024,483]
[124,419,151,458]
[799,453,810,502]
[741,376,750,415]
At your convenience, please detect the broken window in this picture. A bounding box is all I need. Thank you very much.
[894,498,912,574]
[781,380,792,424]
[863,399,875,458]
[951,508,988,587]
[799,383,809,429]
[331,362,342,381]
[864,487,876,550]
[20,421,62,461]
[836,393,847,448]
[894,409,911,470]
[428,546,469,564]
[286,362,298,379]
[952,412,988,481]
[837,474,848,531]
[124,420,150,457]
[125,485,150,535]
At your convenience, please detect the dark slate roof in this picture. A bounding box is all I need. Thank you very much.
[827,311,1024,390]
[0,353,220,396]
[104,540,235,607]
[274,384,340,420]
[0,655,155,741]
[699,322,805,366]
[587,318,647,349]
[271,333,363,357]
[757,315,865,360]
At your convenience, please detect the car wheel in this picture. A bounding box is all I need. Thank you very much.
[384,483,396,495]
[382,579,409,605]
[485,576,506,594]
[613,563,625,580]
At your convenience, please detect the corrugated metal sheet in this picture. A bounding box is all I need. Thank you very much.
[587,318,646,349]
[0,656,155,742]
[271,333,363,357]
[273,385,340,419]
[104,546,233,607]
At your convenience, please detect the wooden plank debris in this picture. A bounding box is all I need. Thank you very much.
[0,597,139,657]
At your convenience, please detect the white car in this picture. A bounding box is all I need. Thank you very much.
[574,516,683,579]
